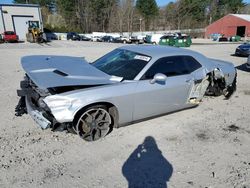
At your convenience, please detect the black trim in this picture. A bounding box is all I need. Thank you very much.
[37,7,43,31]
[0,6,6,31]
[0,4,40,8]
[11,15,33,33]
[53,70,68,77]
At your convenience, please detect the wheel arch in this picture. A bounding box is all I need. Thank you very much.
[73,102,119,128]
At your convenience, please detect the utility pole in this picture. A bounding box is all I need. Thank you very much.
[139,18,142,33]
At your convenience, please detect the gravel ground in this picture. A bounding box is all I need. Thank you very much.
[0,41,249,188]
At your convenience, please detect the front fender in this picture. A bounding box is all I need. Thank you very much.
[46,82,137,124]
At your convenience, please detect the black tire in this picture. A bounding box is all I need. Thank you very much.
[74,105,112,141]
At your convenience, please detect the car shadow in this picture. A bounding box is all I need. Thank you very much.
[235,64,250,72]
[122,136,173,188]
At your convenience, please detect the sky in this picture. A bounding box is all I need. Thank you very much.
[1,0,250,6]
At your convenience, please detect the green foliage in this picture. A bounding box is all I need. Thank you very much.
[13,0,54,6]
[44,23,81,33]
[136,0,158,17]
[164,0,246,29]
[56,0,75,13]
[136,0,159,30]
[55,0,77,30]
[89,0,118,31]
[13,0,248,32]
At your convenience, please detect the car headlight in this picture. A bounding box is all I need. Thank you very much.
[43,96,72,110]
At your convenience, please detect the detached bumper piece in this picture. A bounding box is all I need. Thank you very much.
[15,96,27,116]
[224,71,237,99]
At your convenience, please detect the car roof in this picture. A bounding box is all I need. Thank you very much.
[118,45,216,72]
[119,45,199,58]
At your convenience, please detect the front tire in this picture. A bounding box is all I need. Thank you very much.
[75,106,112,141]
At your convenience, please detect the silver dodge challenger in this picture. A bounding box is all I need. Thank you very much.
[16,45,237,141]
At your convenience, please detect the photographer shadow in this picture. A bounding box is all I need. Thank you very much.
[122,136,173,188]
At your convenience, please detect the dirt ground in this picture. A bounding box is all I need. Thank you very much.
[0,41,249,188]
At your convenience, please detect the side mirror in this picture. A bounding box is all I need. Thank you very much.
[150,73,167,84]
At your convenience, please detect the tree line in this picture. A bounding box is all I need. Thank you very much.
[14,0,247,33]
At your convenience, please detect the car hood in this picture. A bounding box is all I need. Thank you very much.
[239,44,250,49]
[21,55,121,89]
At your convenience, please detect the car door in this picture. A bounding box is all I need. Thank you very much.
[133,56,199,121]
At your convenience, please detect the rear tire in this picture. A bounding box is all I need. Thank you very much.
[74,105,112,141]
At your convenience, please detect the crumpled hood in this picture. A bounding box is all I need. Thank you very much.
[21,55,120,89]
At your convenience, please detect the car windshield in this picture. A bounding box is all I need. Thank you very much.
[5,31,15,35]
[92,49,151,80]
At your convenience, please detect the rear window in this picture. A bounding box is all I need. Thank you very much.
[4,31,15,35]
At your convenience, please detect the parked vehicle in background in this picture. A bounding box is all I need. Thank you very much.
[159,35,175,46]
[210,33,229,42]
[137,35,146,43]
[174,34,192,47]
[81,35,91,41]
[3,31,19,42]
[129,36,141,44]
[108,37,127,43]
[16,45,237,141]
[112,37,123,43]
[44,28,58,41]
[235,43,250,57]
[101,36,115,42]
[210,33,223,41]
[144,35,152,43]
[159,33,192,47]
[120,36,130,44]
[150,34,164,44]
[229,35,241,42]
[26,21,45,43]
[218,37,228,42]
[119,36,143,44]
[91,36,102,42]
[67,32,81,41]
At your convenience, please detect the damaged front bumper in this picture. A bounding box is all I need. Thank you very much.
[15,80,55,129]
[25,96,51,129]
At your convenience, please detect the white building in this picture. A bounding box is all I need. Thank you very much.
[0,4,43,41]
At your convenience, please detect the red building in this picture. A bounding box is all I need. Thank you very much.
[205,14,250,38]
